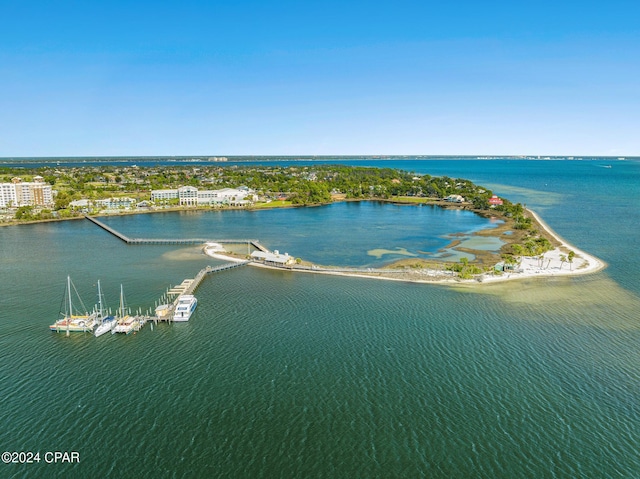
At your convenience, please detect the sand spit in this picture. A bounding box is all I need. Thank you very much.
[204,208,606,285]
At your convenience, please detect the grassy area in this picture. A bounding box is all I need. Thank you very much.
[388,196,439,204]
[251,200,294,209]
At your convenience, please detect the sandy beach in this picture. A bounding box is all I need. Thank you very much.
[478,208,607,283]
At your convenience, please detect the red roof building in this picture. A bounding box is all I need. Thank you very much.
[488,195,503,206]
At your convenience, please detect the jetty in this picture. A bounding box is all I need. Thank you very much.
[84,215,267,251]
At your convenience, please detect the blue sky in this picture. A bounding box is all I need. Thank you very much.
[1,0,638,156]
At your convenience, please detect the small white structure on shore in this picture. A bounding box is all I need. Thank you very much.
[251,250,294,266]
[445,194,465,203]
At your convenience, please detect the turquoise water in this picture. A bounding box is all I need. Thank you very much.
[1,159,640,478]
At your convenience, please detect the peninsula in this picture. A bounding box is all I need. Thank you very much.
[1,163,605,283]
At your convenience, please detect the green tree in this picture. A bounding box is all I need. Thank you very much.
[54,191,72,210]
[511,244,524,266]
[514,215,532,230]
[14,206,34,220]
[472,196,490,209]
[559,254,567,270]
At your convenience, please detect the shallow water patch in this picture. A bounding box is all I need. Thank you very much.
[456,236,505,251]
[368,247,418,259]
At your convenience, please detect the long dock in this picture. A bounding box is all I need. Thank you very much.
[85,214,133,242]
[84,215,266,250]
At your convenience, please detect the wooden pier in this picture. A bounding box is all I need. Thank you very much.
[84,214,133,242]
[84,215,266,251]
[176,262,250,296]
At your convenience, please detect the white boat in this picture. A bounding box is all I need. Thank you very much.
[173,295,197,321]
[112,285,138,335]
[95,316,117,336]
[50,276,97,334]
[92,280,116,337]
[112,315,138,335]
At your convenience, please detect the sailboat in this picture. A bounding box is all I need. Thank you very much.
[94,280,117,337]
[50,276,97,334]
[112,285,138,335]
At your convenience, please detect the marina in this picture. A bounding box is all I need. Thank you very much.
[47,214,254,335]
[52,261,250,335]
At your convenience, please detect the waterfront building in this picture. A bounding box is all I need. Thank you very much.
[150,186,254,206]
[0,177,53,208]
[150,189,179,202]
[250,250,294,266]
[0,183,16,208]
[195,187,251,206]
[68,199,91,210]
[68,197,137,212]
[177,186,198,206]
[489,195,504,207]
[94,197,137,210]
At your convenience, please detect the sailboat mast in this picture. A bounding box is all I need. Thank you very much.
[120,284,125,317]
[67,275,73,317]
[97,280,103,317]
[66,275,72,336]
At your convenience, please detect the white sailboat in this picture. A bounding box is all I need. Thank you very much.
[94,280,117,337]
[50,276,97,335]
[112,285,138,335]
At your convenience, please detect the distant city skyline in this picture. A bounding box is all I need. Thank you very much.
[1,1,638,157]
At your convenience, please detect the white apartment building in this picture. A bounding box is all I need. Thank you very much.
[149,189,179,201]
[1,183,17,208]
[178,186,198,206]
[0,177,53,208]
[150,186,253,206]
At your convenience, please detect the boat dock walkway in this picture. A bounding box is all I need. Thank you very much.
[84,215,267,251]
[170,262,250,297]
[154,261,250,322]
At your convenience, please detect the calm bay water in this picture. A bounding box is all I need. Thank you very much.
[98,202,500,267]
[1,158,639,478]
